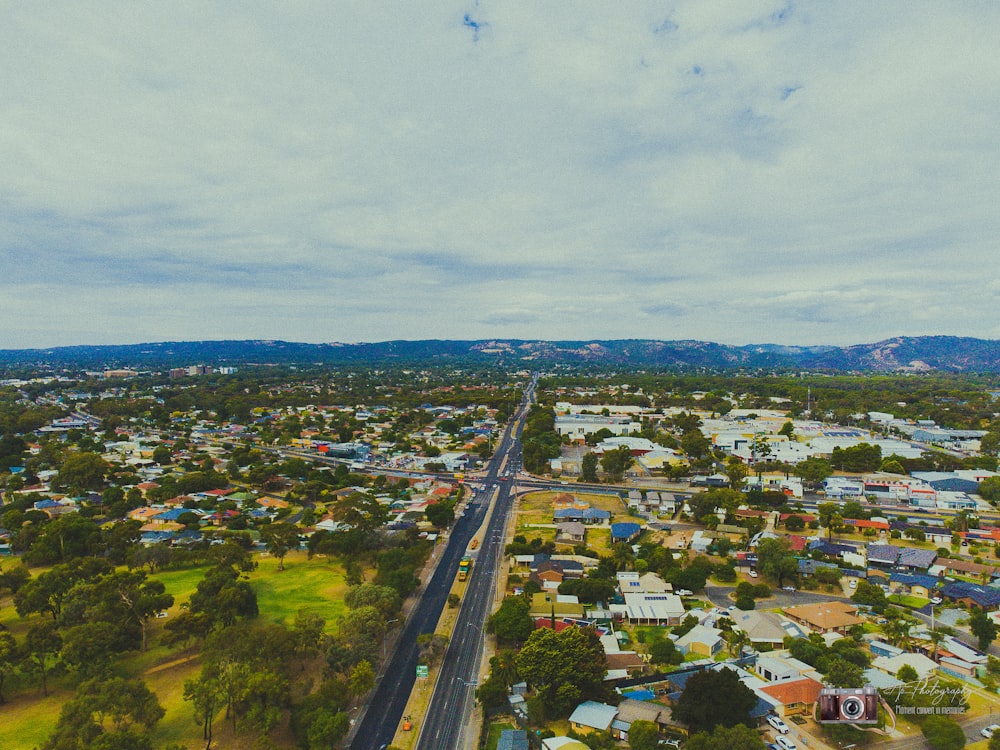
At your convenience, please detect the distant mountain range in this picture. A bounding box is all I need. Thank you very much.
[2,336,1000,372]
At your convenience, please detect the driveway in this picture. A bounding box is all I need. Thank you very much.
[704,584,848,610]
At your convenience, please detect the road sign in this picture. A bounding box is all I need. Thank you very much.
[416,665,429,679]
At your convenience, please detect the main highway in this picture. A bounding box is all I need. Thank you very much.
[348,375,536,750]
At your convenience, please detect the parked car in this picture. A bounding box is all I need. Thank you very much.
[980,724,1000,739]
[748,569,758,578]
[848,578,858,589]
[767,716,790,734]
[775,736,797,750]
[768,744,782,750]
[930,596,943,604]
[659,740,682,749]
[677,589,693,596]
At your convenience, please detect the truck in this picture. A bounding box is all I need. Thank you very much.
[469,537,479,551]
[458,556,472,581]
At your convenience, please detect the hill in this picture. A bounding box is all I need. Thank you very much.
[2,336,1000,372]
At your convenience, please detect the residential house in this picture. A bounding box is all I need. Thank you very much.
[888,572,939,599]
[755,655,821,683]
[555,522,587,544]
[497,730,529,750]
[872,652,938,679]
[542,738,591,750]
[731,610,807,649]
[611,522,643,544]
[553,506,611,525]
[940,581,1000,611]
[782,601,863,635]
[568,701,619,733]
[529,592,585,619]
[675,625,724,657]
[610,592,685,625]
[758,677,824,719]
[611,699,670,741]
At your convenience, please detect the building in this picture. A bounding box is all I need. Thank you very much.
[781,601,863,634]
[758,677,823,719]
[610,592,685,625]
[675,625,724,657]
[568,701,619,733]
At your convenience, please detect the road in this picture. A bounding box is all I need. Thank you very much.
[347,375,536,750]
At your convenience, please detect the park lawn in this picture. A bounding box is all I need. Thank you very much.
[888,594,930,609]
[251,550,348,629]
[0,686,71,749]
[151,564,211,609]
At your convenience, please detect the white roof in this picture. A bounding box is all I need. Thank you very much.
[872,652,938,678]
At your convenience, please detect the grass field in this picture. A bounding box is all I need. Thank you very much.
[252,551,348,629]
[888,593,930,609]
[515,490,626,554]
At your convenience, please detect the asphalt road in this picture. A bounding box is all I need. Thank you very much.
[347,376,535,750]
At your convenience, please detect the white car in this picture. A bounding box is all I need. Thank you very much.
[676,589,693,596]
[981,724,1000,739]
[767,716,790,734]
[775,735,797,750]
[748,569,758,578]
[849,579,858,589]
[930,596,943,604]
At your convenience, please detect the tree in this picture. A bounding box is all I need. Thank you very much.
[673,668,757,733]
[755,538,797,586]
[348,660,375,697]
[581,452,599,483]
[784,515,805,532]
[851,580,888,614]
[649,637,683,666]
[488,596,533,644]
[779,421,795,439]
[822,658,865,688]
[515,626,608,717]
[41,676,165,750]
[970,610,998,650]
[0,631,17,704]
[55,450,110,492]
[897,664,919,682]
[794,457,832,486]
[24,620,62,696]
[921,715,966,750]
[600,447,634,483]
[262,522,300,571]
[424,501,455,528]
[979,476,1000,504]
[725,458,749,490]
[686,724,767,750]
[184,671,225,749]
[628,719,661,750]
[343,583,401,618]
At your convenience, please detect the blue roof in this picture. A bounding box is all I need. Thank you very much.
[898,547,937,569]
[889,572,940,589]
[611,522,643,540]
[866,544,900,564]
[941,581,1000,607]
[554,507,611,520]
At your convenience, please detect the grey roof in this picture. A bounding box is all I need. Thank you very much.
[867,544,900,564]
[897,547,937,569]
[498,729,529,750]
[568,701,618,730]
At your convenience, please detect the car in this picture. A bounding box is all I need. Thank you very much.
[768,744,782,750]
[849,578,858,589]
[981,724,1000,739]
[930,596,943,604]
[659,740,682,749]
[676,589,693,596]
[775,736,797,750]
[782,586,796,592]
[728,605,737,611]
[748,569,758,578]
[768,716,790,734]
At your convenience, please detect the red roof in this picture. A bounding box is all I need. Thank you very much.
[760,677,823,706]
[787,535,808,552]
[533,617,575,632]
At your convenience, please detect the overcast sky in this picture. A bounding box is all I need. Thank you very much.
[3,1,999,350]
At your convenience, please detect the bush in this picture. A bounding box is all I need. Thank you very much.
[735,593,755,610]
[752,583,771,598]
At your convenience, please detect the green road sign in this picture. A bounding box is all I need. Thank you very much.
[416,665,429,679]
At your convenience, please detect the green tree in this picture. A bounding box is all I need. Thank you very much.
[686,724,767,750]
[970,610,998,650]
[515,625,607,717]
[628,719,661,750]
[600,446,635,483]
[921,715,966,750]
[262,522,300,571]
[425,500,455,528]
[41,676,164,750]
[0,631,17,704]
[581,452,599,483]
[184,671,225,749]
[755,538,797,586]
[487,596,533,644]
[794,457,833,486]
[673,668,757,733]
[897,664,919,682]
[779,421,795,439]
[24,620,63,696]
[978,476,1000,504]
[55,451,110,492]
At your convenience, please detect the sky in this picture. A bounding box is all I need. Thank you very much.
[2,1,999,350]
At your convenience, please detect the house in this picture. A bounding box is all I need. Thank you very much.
[731,610,807,648]
[897,547,937,571]
[755,655,821,683]
[611,522,643,544]
[497,729,529,750]
[611,698,669,741]
[530,592,585,619]
[758,677,823,718]
[782,601,863,634]
[556,521,587,544]
[675,625,724,657]
[940,581,1000,612]
[888,572,939,599]
[554,506,611,525]
[568,701,619,733]
[872,652,938,679]
[866,544,900,566]
[610,593,685,625]
[542,738,591,750]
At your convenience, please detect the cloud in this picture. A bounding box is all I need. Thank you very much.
[1,1,999,349]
